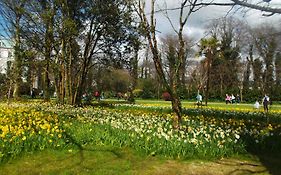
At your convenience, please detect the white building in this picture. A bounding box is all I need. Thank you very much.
[0,39,13,73]
[0,39,40,90]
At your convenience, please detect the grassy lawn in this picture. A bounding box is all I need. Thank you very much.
[135,99,281,112]
[0,146,270,175]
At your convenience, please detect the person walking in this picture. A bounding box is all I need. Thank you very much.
[236,94,240,104]
[231,94,236,104]
[196,93,203,107]
[254,100,260,109]
[31,88,36,98]
[94,91,100,101]
[225,94,231,104]
[263,94,270,112]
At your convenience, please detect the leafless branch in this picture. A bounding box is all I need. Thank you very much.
[154,2,235,14]
[153,0,281,16]
[231,0,281,14]
[161,2,178,34]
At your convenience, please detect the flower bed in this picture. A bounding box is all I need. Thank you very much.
[0,102,281,163]
[0,105,68,162]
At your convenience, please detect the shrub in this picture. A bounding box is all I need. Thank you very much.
[162,92,171,101]
[133,89,143,98]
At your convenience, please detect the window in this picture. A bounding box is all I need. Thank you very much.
[8,51,12,58]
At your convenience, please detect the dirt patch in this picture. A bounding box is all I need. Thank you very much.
[147,158,268,175]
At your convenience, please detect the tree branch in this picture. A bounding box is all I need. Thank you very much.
[154,0,281,15]
[155,2,235,13]
[231,0,281,14]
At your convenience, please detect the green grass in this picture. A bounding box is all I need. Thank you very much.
[134,99,281,111]
[70,98,281,112]
[0,147,269,175]
[0,147,154,175]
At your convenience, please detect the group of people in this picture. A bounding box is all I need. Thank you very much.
[82,90,102,103]
[225,94,240,104]
[197,93,271,112]
[254,94,271,112]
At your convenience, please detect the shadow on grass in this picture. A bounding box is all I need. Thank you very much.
[254,152,281,175]
[23,131,129,175]
[214,158,268,174]
[212,146,280,175]
[241,128,281,174]
[248,115,281,175]
[59,130,125,170]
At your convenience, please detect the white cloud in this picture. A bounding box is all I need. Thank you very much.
[145,0,281,40]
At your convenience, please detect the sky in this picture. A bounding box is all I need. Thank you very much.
[0,1,280,49]
[148,0,281,43]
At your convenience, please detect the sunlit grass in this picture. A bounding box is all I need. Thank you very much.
[135,99,281,113]
[0,147,157,175]
[0,147,269,175]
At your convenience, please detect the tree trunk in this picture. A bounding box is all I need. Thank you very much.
[41,1,54,102]
[128,49,138,103]
[138,0,183,128]
[43,60,50,101]
[65,42,74,105]
[53,59,64,104]
[13,15,22,99]
[60,67,65,104]
[170,87,182,128]
[205,52,211,106]
[74,67,88,106]
[60,38,66,104]
[220,73,223,98]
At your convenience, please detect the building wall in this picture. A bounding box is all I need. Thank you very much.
[0,40,13,73]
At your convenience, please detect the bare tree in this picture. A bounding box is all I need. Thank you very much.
[136,0,205,127]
